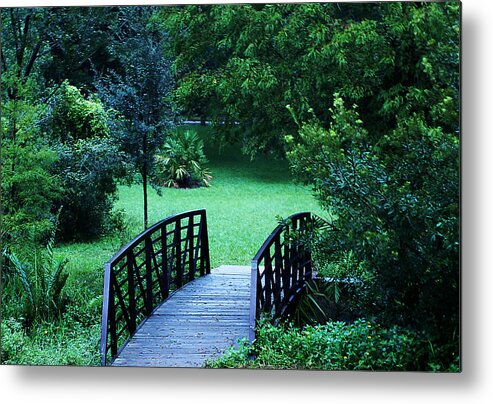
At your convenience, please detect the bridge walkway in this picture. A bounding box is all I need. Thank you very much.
[111,265,250,367]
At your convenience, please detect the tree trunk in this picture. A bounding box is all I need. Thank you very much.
[143,170,148,230]
[142,123,149,230]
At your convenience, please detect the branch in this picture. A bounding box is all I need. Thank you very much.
[23,42,41,78]
[18,13,31,68]
[9,9,20,66]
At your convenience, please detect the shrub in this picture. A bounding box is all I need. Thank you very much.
[48,81,110,142]
[208,318,451,371]
[286,95,459,367]
[155,130,212,188]
[1,92,62,252]
[51,138,128,241]
[45,82,129,240]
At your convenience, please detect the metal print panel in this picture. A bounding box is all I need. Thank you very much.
[0,1,460,371]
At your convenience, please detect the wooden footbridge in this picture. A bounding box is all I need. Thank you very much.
[100,209,314,367]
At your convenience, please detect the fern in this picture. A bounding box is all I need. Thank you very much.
[3,224,69,328]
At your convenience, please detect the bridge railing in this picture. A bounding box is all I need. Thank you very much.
[249,212,314,343]
[100,209,210,365]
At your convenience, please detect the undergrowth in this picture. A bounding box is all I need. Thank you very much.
[207,318,460,371]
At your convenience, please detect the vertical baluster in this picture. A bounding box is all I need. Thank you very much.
[273,234,282,316]
[264,254,273,313]
[161,224,169,300]
[291,225,299,291]
[186,215,195,282]
[127,253,136,334]
[109,270,117,359]
[174,221,183,288]
[282,231,290,302]
[145,236,153,315]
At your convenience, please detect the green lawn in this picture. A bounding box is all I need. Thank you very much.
[57,126,323,273]
[115,145,323,267]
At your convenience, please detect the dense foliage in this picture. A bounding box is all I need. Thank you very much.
[285,3,460,358]
[157,3,400,156]
[208,318,459,371]
[44,81,128,240]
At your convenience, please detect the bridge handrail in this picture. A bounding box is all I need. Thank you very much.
[249,212,314,343]
[100,209,210,365]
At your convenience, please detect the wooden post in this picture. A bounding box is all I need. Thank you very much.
[201,210,211,275]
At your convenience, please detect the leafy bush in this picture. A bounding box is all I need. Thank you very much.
[286,95,459,357]
[2,225,69,328]
[47,81,110,142]
[51,138,128,240]
[155,130,212,188]
[208,318,457,371]
[45,82,128,240]
[1,90,62,250]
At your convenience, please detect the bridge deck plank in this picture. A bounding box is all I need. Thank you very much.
[111,265,251,368]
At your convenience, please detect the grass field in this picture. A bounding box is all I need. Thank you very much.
[114,141,323,267]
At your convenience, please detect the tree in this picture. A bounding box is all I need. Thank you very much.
[96,7,174,229]
[157,3,394,156]
[285,2,460,369]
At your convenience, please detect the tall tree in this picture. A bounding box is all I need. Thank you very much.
[157,3,394,156]
[285,2,460,368]
[96,7,174,229]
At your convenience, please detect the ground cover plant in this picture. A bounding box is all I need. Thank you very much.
[207,318,460,371]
